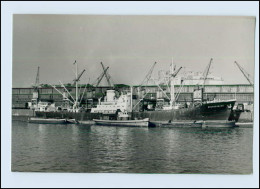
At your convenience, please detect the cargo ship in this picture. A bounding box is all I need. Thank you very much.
[35,87,239,122]
[132,98,237,122]
[35,61,241,123]
[132,60,240,122]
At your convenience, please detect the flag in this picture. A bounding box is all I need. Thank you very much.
[73,60,76,65]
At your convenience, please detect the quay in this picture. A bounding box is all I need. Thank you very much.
[12,109,253,128]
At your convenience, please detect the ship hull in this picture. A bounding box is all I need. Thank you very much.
[35,100,237,122]
[132,100,236,122]
[28,117,67,124]
[35,111,102,121]
[132,108,232,122]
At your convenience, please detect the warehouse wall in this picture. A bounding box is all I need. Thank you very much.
[12,85,254,109]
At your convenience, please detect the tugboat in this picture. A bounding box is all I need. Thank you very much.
[91,88,150,127]
[93,116,149,127]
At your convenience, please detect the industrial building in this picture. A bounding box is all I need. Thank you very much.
[12,84,254,109]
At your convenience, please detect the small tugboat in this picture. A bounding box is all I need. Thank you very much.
[93,118,149,127]
[92,88,150,127]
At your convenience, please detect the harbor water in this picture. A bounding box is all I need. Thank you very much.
[12,120,253,174]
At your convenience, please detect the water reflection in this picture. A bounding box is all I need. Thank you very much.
[12,122,253,173]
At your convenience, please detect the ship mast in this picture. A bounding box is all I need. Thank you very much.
[31,66,40,110]
[72,61,86,111]
[76,61,78,109]
[130,86,133,112]
[35,66,40,90]
[170,62,175,107]
[169,59,182,108]
[73,60,78,111]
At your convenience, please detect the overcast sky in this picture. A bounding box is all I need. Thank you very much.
[12,15,255,87]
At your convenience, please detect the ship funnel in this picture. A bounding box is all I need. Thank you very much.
[106,90,116,102]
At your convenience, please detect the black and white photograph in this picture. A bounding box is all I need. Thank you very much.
[2,2,259,188]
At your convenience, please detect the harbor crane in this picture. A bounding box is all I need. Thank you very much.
[234,61,253,85]
[171,66,182,78]
[202,58,213,87]
[100,62,112,87]
[140,62,157,87]
[73,69,85,85]
[139,62,157,98]
[93,62,113,87]
[133,62,157,110]
[95,66,110,87]
[167,65,182,86]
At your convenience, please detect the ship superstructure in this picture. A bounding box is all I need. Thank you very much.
[91,89,132,115]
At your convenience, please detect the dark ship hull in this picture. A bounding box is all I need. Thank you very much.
[35,111,102,121]
[132,100,238,122]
